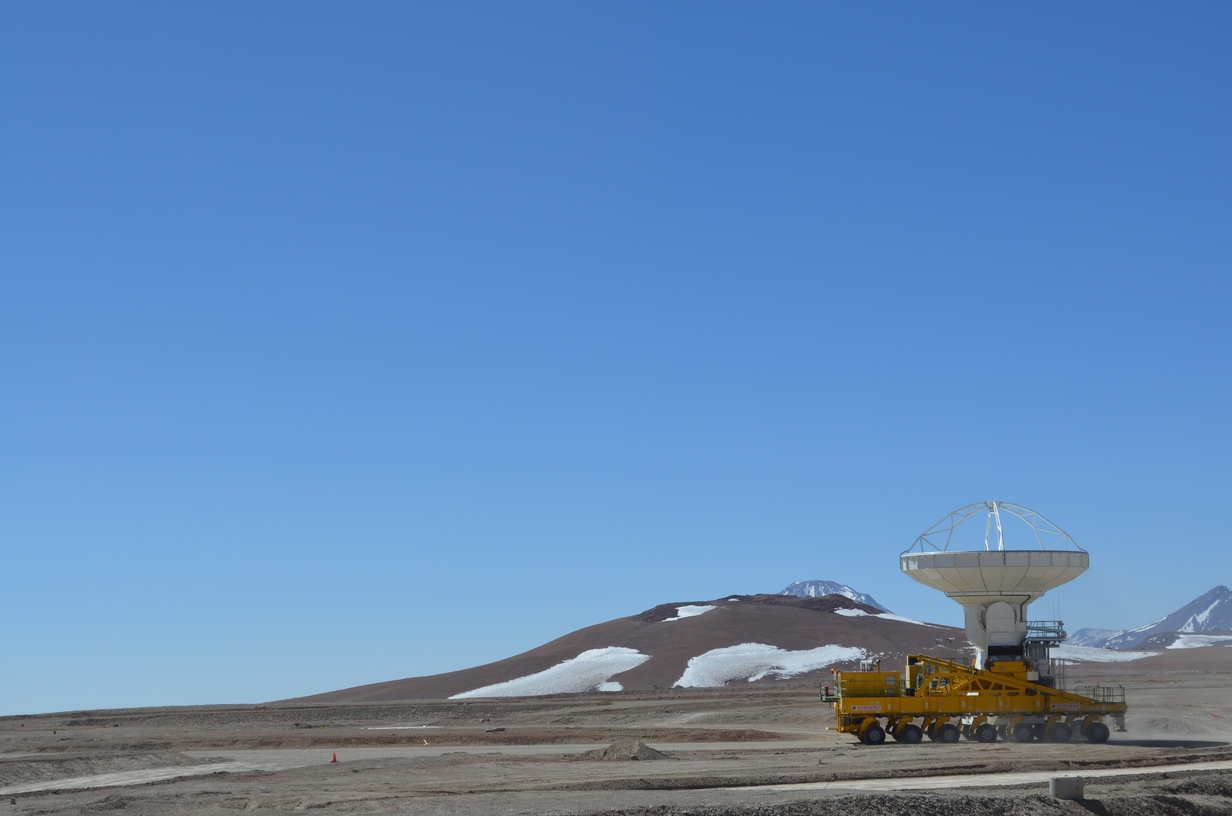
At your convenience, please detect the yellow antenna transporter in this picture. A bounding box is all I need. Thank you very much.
[824,502,1126,745]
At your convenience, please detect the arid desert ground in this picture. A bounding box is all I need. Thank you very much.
[4,648,1232,815]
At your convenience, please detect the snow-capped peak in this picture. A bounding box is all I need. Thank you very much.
[779,580,891,613]
[1070,586,1232,650]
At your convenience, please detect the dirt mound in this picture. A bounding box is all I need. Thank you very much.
[285,593,960,702]
[576,738,668,761]
[1160,775,1232,797]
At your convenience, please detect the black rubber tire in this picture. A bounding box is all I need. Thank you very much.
[1086,722,1111,743]
[1047,723,1072,743]
[862,724,886,745]
[935,723,961,744]
[1012,723,1036,743]
[898,724,924,744]
[975,723,999,743]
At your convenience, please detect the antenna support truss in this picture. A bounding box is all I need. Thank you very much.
[904,501,1083,554]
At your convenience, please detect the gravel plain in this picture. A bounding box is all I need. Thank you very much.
[3,649,1232,815]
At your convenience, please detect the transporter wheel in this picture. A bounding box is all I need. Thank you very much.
[862,724,886,745]
[1011,723,1036,743]
[1085,722,1111,744]
[1046,723,1072,743]
[897,724,924,744]
[974,723,998,743]
[935,723,961,744]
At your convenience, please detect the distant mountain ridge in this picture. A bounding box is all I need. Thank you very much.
[1065,628,1123,648]
[779,580,890,613]
[1067,586,1232,650]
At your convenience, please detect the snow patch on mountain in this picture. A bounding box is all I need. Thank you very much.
[875,612,936,626]
[780,580,890,612]
[673,643,865,687]
[1052,645,1159,663]
[1168,634,1232,649]
[1180,597,1225,633]
[449,647,650,698]
[831,608,937,627]
[662,605,715,622]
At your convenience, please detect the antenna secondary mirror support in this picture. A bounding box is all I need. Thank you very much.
[905,501,1083,554]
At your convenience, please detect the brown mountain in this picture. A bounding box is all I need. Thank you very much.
[283,594,964,703]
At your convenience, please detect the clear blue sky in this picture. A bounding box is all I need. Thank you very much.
[2,3,1229,715]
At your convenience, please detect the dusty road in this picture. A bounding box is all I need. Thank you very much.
[3,650,1232,814]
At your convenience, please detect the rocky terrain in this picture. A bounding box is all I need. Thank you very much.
[3,649,1232,815]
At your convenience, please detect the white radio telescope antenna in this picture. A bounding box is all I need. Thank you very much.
[900,501,1087,667]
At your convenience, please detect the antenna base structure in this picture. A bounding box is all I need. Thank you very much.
[901,502,1087,670]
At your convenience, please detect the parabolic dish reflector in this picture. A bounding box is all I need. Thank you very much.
[900,501,1088,605]
[900,549,1089,604]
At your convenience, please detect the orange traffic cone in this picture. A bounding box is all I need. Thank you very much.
[331,752,338,763]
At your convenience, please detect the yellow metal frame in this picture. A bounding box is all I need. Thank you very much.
[825,655,1126,742]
